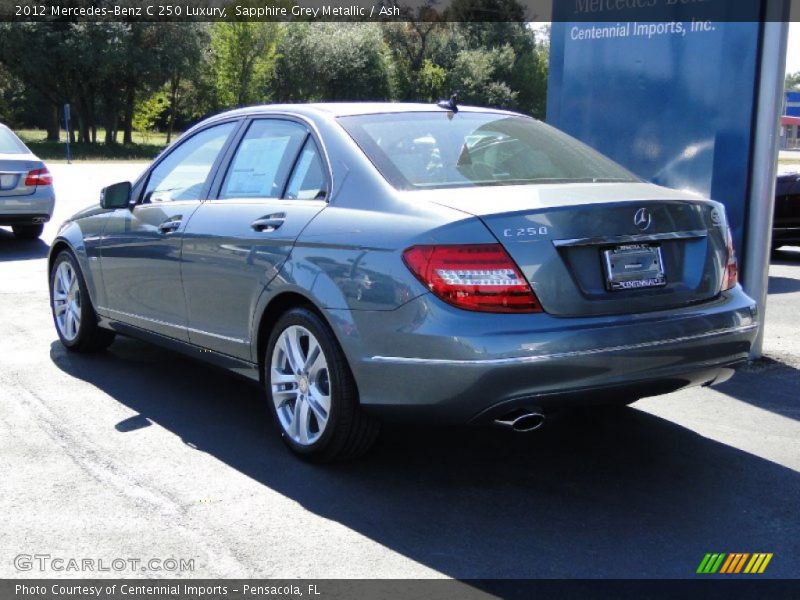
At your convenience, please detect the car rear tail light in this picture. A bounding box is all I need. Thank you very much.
[402,243,543,313]
[722,226,738,291]
[25,167,52,187]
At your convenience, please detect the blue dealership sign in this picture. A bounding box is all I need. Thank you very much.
[786,91,800,117]
[547,2,763,258]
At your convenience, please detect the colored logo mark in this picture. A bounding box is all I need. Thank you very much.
[696,553,773,574]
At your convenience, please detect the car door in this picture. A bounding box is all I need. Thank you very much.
[181,118,328,359]
[100,120,239,340]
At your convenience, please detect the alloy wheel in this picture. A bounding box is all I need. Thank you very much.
[270,325,331,446]
[53,261,81,342]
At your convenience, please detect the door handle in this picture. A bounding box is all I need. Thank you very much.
[158,217,182,234]
[251,213,285,233]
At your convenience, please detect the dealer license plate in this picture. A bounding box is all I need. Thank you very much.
[602,243,666,291]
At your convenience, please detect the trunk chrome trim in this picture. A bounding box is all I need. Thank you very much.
[369,323,758,366]
[553,229,708,248]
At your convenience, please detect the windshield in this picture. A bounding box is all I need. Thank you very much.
[0,126,29,154]
[338,112,638,190]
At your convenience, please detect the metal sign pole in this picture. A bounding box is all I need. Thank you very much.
[742,10,789,359]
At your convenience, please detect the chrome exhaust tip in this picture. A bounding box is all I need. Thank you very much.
[494,410,545,433]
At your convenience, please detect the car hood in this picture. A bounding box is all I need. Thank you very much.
[402,181,707,216]
[69,203,107,221]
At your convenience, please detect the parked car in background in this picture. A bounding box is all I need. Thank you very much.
[48,103,757,462]
[773,171,800,250]
[0,123,54,239]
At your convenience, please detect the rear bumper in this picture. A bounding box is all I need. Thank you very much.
[335,286,758,423]
[0,189,55,225]
[0,213,51,225]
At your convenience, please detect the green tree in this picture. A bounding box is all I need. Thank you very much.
[417,59,448,102]
[450,45,518,107]
[382,21,460,101]
[787,72,800,91]
[156,23,208,143]
[0,23,75,140]
[132,91,169,143]
[116,24,160,144]
[381,16,548,116]
[273,23,391,102]
[210,22,282,108]
[271,23,321,102]
[0,63,25,126]
[63,22,126,144]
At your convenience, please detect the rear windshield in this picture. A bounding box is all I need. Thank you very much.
[0,126,29,154]
[338,112,638,190]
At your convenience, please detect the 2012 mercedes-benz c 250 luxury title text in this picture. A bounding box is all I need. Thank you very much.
[48,103,758,461]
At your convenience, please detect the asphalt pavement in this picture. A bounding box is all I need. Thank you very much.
[1,163,798,580]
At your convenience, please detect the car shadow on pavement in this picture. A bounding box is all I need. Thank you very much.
[713,358,800,422]
[50,337,800,580]
[0,229,49,261]
[768,276,800,295]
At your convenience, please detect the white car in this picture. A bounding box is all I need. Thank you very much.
[0,123,54,239]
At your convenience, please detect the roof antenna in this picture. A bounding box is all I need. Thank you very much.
[437,93,459,113]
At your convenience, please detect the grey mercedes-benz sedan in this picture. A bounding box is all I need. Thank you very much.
[1,123,55,239]
[48,103,758,461]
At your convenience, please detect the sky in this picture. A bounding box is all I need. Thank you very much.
[787,22,799,75]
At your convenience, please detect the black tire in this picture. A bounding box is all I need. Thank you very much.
[12,224,44,239]
[265,307,379,462]
[50,250,116,353]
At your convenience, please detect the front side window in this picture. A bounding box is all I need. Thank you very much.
[219,120,308,199]
[338,112,638,191]
[143,121,236,203]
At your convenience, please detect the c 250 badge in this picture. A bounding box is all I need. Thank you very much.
[503,226,549,238]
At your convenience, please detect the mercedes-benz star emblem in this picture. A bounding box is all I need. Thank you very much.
[634,207,652,231]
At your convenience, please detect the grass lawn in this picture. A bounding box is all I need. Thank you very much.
[16,128,172,161]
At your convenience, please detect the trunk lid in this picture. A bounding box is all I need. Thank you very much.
[410,182,728,316]
[0,154,41,198]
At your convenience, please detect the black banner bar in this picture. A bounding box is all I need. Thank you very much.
[3,580,800,600]
[0,0,796,23]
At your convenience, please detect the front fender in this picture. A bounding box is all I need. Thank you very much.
[48,215,109,312]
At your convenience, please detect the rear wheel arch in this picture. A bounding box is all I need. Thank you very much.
[255,291,326,383]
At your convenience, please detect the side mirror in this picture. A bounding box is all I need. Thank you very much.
[100,181,132,209]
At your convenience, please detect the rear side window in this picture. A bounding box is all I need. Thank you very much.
[220,120,308,199]
[0,126,29,154]
[338,112,638,190]
[144,121,236,203]
[284,139,327,200]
